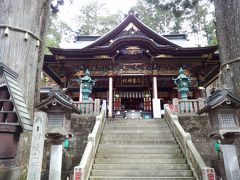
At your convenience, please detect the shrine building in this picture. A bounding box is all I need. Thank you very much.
[43,11,219,117]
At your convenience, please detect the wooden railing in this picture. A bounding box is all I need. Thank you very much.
[165,107,216,180]
[73,101,106,180]
[73,99,101,115]
[171,98,206,115]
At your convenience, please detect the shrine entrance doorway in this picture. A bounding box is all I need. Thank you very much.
[121,97,144,110]
[113,90,152,112]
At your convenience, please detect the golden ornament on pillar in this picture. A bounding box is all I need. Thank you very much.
[108,70,113,76]
[152,70,158,76]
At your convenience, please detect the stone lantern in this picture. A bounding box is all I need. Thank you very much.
[198,89,240,138]
[36,90,80,180]
[77,69,96,101]
[198,89,240,179]
[173,67,191,100]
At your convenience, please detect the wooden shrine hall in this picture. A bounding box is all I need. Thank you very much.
[43,11,219,118]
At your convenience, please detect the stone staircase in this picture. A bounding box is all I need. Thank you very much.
[89,118,196,180]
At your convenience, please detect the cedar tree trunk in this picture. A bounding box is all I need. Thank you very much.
[0,0,51,177]
[214,0,240,97]
[0,0,51,116]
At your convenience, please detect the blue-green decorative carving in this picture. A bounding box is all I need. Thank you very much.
[77,69,96,101]
[172,67,191,100]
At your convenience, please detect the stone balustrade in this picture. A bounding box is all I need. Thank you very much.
[73,99,101,115]
[165,107,216,180]
[73,100,106,180]
[170,98,206,115]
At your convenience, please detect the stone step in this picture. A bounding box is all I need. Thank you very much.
[100,140,177,145]
[97,147,182,154]
[98,144,179,150]
[102,130,172,134]
[107,118,164,123]
[96,153,184,159]
[101,132,173,137]
[94,158,186,164]
[91,170,192,177]
[101,134,174,140]
[92,163,189,170]
[105,121,168,126]
[90,176,195,180]
[104,126,169,130]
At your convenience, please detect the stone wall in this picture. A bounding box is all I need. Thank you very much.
[178,115,240,179]
[70,114,96,166]
[178,115,216,166]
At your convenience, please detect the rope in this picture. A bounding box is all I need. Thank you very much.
[220,56,240,70]
[0,24,41,42]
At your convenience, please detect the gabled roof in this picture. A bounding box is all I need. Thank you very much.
[36,90,80,114]
[48,11,218,57]
[83,11,180,49]
[0,63,32,131]
[198,89,240,114]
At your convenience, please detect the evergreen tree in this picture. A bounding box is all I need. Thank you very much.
[133,0,217,46]
[75,0,122,35]
[45,15,74,54]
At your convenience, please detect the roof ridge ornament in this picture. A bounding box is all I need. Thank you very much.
[125,9,139,18]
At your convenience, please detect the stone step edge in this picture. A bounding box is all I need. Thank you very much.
[89,177,195,179]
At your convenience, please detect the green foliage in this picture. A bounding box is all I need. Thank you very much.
[75,0,122,35]
[44,15,73,54]
[133,0,181,33]
[133,0,217,46]
[203,17,217,46]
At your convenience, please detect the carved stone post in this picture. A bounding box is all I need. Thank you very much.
[27,112,46,180]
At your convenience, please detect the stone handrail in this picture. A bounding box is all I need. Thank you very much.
[172,98,206,115]
[74,100,106,180]
[165,107,216,180]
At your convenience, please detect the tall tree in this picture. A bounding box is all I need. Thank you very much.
[0,0,66,177]
[134,0,217,46]
[0,0,51,115]
[75,0,122,35]
[133,0,182,33]
[214,0,240,96]
[45,15,73,54]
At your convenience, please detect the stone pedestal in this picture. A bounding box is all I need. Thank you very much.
[49,144,63,180]
[222,144,240,180]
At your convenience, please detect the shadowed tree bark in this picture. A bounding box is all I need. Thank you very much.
[214,0,240,96]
